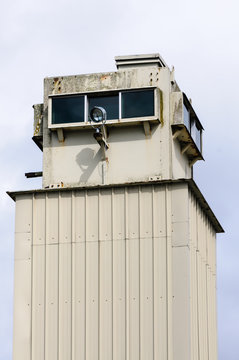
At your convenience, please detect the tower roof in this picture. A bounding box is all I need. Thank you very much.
[115,53,168,69]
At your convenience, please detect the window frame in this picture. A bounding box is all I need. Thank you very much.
[48,87,160,130]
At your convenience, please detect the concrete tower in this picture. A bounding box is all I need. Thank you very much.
[8,54,223,360]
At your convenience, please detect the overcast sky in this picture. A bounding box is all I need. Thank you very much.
[0,0,238,359]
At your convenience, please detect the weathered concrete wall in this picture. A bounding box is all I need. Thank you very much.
[41,65,192,188]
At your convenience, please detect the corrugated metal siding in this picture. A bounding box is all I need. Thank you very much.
[189,190,217,360]
[14,185,170,360]
[13,183,218,360]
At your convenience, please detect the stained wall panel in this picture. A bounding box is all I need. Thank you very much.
[74,190,86,243]
[172,246,191,360]
[13,195,32,360]
[99,241,113,360]
[59,193,72,244]
[45,244,58,360]
[72,242,85,360]
[13,259,32,360]
[85,241,99,360]
[58,243,72,360]
[113,239,126,360]
[140,237,153,360]
[46,193,58,245]
[112,188,125,240]
[15,195,32,234]
[153,236,167,359]
[32,245,45,360]
[112,188,127,360]
[33,194,46,245]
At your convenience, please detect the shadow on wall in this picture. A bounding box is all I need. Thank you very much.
[76,147,102,183]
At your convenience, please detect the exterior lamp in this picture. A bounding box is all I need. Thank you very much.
[89,106,107,123]
[89,106,109,156]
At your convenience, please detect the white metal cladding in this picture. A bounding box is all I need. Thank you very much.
[13,183,218,360]
[188,190,217,360]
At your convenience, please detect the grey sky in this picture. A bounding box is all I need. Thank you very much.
[0,0,238,358]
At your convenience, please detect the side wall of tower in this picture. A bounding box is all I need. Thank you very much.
[171,184,217,360]
[189,189,217,360]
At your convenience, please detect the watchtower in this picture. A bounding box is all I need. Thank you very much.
[8,54,223,360]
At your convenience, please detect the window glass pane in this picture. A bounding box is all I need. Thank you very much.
[88,95,119,120]
[121,90,154,118]
[183,104,190,131]
[195,128,201,151]
[191,120,201,151]
[52,96,85,124]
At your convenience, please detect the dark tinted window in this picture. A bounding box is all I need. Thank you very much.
[52,96,85,124]
[88,95,119,120]
[191,120,201,151]
[183,104,190,131]
[121,90,154,118]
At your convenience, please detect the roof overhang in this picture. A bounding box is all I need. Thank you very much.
[7,179,224,234]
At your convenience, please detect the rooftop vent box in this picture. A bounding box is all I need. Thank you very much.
[115,53,168,70]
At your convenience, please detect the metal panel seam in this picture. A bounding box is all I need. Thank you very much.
[165,184,172,360]
[71,191,74,360]
[98,189,100,360]
[57,192,60,360]
[152,185,155,360]
[138,185,141,360]
[196,201,200,360]
[30,194,33,360]
[84,190,87,360]
[111,188,114,360]
[43,192,47,360]
[125,187,129,360]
